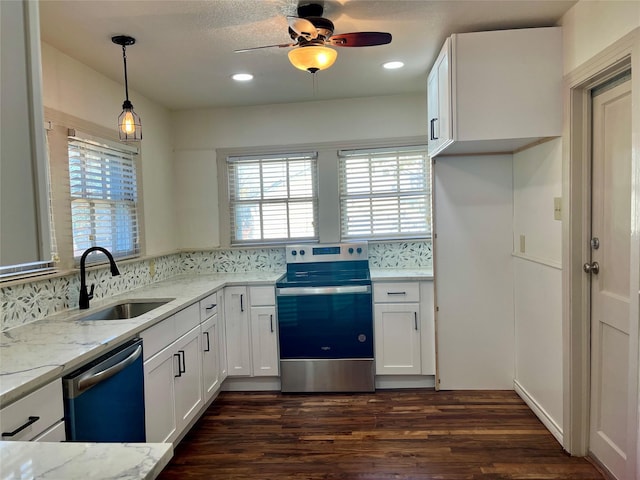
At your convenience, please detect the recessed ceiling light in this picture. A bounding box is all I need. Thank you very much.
[383,61,404,70]
[232,73,253,82]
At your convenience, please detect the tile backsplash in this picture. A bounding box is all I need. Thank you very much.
[0,240,431,331]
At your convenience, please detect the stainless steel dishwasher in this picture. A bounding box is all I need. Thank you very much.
[63,338,145,442]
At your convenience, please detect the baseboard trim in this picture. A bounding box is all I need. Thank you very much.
[514,379,563,445]
[222,377,281,391]
[375,375,435,389]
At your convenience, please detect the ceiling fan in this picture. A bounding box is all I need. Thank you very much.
[235,3,392,73]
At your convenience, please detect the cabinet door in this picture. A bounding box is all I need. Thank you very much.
[201,314,220,402]
[144,345,178,443]
[218,291,228,382]
[374,303,421,375]
[224,286,251,376]
[174,326,203,432]
[427,38,452,157]
[250,306,279,376]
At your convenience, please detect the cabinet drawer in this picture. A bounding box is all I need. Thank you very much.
[33,420,66,442]
[175,303,200,338]
[141,315,176,360]
[373,282,420,303]
[199,292,218,321]
[0,379,64,441]
[249,286,275,306]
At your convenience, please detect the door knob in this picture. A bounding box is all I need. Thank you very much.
[583,261,600,274]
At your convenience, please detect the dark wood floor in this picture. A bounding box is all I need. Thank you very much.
[158,389,605,480]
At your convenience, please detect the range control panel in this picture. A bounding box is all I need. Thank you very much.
[285,242,368,263]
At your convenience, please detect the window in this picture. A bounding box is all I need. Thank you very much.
[227,152,318,245]
[339,146,431,240]
[67,133,139,260]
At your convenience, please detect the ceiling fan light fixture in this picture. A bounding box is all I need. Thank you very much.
[232,73,254,82]
[288,45,337,73]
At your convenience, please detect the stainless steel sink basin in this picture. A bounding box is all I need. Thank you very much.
[79,299,173,321]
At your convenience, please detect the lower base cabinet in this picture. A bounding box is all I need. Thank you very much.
[142,304,203,444]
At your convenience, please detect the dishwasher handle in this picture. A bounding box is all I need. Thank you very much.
[76,343,143,394]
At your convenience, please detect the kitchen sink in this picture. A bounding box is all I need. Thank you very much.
[79,299,173,321]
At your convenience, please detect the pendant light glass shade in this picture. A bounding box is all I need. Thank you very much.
[288,46,337,73]
[112,35,142,142]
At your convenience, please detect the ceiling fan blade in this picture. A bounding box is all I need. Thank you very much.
[235,43,295,53]
[287,16,318,41]
[328,32,392,47]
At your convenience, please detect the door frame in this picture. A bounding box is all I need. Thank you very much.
[562,27,640,479]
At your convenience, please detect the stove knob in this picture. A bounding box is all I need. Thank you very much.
[291,250,297,256]
[357,247,362,254]
[300,249,305,256]
[348,247,354,254]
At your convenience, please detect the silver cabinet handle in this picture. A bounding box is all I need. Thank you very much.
[414,312,418,331]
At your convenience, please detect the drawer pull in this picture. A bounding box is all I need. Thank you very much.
[414,312,418,331]
[205,304,217,311]
[174,353,182,377]
[387,291,407,295]
[203,331,211,352]
[2,416,40,438]
[270,314,274,333]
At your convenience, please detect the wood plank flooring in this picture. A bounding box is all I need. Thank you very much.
[158,390,605,480]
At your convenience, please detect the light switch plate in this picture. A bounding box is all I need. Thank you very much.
[554,197,562,221]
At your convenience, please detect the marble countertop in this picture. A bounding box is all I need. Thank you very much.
[370,268,433,281]
[0,441,173,480]
[0,272,281,407]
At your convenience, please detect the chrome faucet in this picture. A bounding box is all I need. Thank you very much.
[79,247,120,309]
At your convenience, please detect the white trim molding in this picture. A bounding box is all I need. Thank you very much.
[514,380,563,446]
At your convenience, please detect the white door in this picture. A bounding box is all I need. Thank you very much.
[588,77,632,479]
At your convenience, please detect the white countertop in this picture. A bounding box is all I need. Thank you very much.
[370,268,433,281]
[0,441,173,480]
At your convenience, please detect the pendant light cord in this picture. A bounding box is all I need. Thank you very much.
[121,45,130,102]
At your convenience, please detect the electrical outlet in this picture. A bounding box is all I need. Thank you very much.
[554,197,562,221]
[519,235,526,253]
[149,259,156,277]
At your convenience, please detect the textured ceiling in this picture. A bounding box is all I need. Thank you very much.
[39,0,576,110]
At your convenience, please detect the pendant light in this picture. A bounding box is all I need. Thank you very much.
[112,35,142,141]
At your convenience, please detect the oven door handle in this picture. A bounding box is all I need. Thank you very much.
[276,285,371,296]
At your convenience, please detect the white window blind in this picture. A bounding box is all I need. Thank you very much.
[227,152,318,244]
[68,133,139,261]
[339,146,431,240]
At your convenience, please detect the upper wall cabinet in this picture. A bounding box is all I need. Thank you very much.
[427,27,562,158]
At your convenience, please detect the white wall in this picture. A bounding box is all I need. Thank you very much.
[560,0,640,74]
[512,138,563,442]
[171,93,427,248]
[40,42,177,256]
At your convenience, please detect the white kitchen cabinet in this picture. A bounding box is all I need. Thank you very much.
[0,379,65,442]
[200,291,221,402]
[427,38,452,156]
[224,286,251,376]
[141,303,203,443]
[374,282,421,375]
[427,27,562,157]
[373,281,435,376]
[173,326,203,430]
[250,306,278,376]
[217,291,228,382]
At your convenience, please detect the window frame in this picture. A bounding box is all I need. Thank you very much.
[226,151,319,246]
[338,145,431,241]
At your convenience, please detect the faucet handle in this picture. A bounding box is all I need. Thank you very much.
[88,284,95,300]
